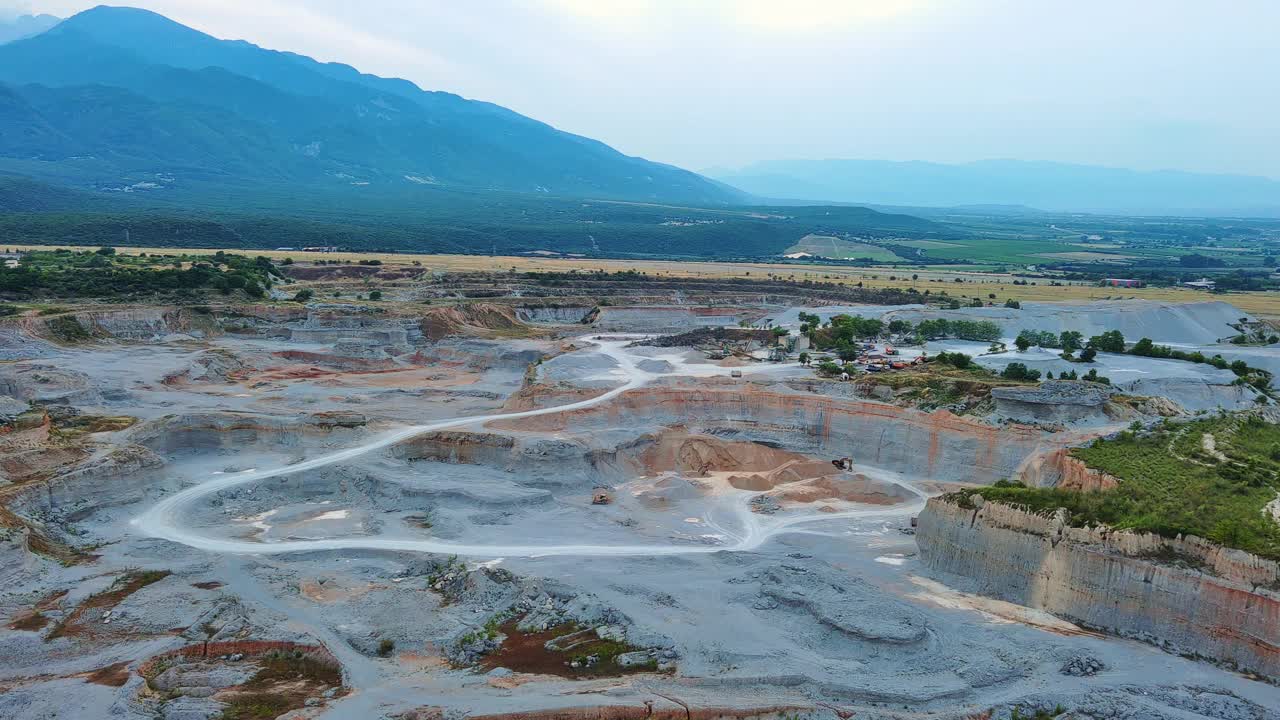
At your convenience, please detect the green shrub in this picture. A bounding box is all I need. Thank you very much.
[1001,362,1041,382]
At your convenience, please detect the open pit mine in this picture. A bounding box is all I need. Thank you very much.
[1,285,1278,720]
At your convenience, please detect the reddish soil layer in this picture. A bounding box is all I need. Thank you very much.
[8,612,50,631]
[462,705,815,720]
[48,570,171,640]
[479,622,655,679]
[85,661,131,687]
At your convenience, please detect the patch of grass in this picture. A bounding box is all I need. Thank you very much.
[424,555,466,586]
[44,314,91,342]
[458,614,504,646]
[960,416,1280,559]
[569,639,632,667]
[1011,706,1067,720]
[140,656,175,687]
[404,513,433,529]
[245,650,342,688]
[218,693,295,720]
[214,649,342,719]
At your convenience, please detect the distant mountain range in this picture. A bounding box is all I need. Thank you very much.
[0,13,59,45]
[0,6,741,205]
[711,159,1280,217]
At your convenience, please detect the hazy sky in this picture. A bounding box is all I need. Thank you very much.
[8,0,1279,178]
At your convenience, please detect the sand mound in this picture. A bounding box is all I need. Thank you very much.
[633,430,809,477]
[770,472,916,505]
[419,304,532,341]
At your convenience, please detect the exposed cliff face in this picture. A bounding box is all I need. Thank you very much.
[20,307,209,342]
[916,497,1280,679]
[516,306,594,325]
[8,445,164,521]
[492,384,1076,483]
[501,383,608,412]
[593,306,754,332]
[130,412,368,455]
[395,430,518,467]
[1014,448,1120,491]
[1121,376,1262,414]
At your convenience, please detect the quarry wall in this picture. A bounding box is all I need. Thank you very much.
[916,496,1280,679]
[491,384,1077,483]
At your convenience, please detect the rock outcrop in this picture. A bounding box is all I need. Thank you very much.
[1120,376,1262,414]
[516,306,595,325]
[991,381,1112,425]
[1014,448,1120,491]
[916,496,1280,679]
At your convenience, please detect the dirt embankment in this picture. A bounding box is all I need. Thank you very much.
[502,383,609,412]
[916,496,1280,679]
[419,303,541,342]
[6,303,309,346]
[17,306,209,344]
[1015,448,1120,491]
[138,640,338,674]
[632,430,807,478]
[138,640,344,718]
[395,430,517,466]
[0,407,158,563]
[619,430,879,501]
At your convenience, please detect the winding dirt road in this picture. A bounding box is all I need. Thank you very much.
[131,337,924,557]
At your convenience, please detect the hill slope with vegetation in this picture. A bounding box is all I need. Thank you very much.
[0,6,739,205]
[966,415,1280,560]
